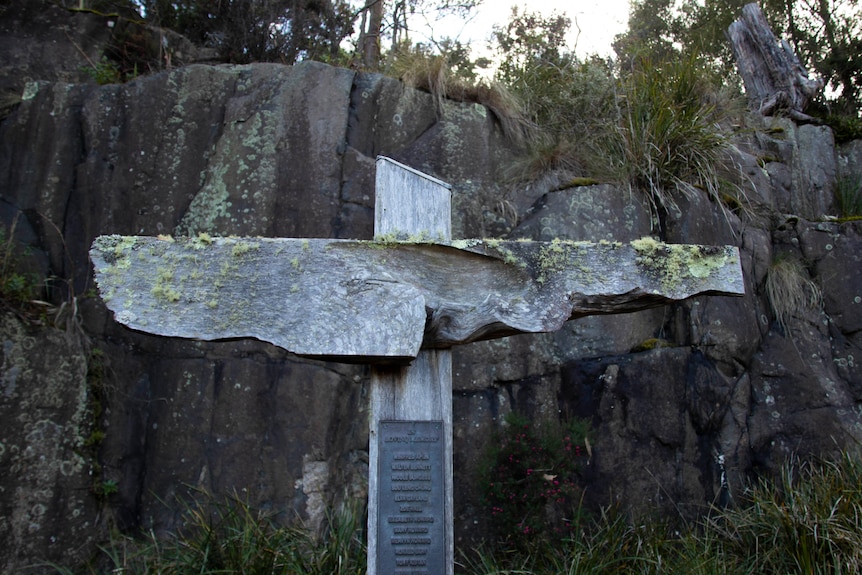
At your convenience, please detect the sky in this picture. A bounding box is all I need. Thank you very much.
[410,0,632,59]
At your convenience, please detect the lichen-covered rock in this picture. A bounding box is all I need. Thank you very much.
[0,314,99,573]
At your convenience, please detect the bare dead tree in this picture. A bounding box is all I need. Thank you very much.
[727,3,824,121]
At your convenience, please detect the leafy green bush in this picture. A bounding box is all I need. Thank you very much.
[504,56,619,178]
[823,113,862,145]
[480,412,591,548]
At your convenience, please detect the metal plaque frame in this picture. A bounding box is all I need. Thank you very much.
[377,420,445,575]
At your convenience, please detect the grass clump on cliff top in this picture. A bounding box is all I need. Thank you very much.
[595,53,739,222]
[487,9,744,230]
[385,41,534,146]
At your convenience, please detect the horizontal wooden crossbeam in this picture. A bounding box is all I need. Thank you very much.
[90,235,744,363]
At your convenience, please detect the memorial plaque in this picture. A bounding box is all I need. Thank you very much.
[378,421,445,575]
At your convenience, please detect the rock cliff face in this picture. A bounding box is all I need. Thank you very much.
[1,11,862,570]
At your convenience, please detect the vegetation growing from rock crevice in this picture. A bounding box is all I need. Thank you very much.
[764,254,822,335]
[48,451,862,574]
[465,451,862,574]
[835,175,862,219]
[0,221,42,314]
[478,412,592,549]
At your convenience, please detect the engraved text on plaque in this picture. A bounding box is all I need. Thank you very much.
[378,421,445,575]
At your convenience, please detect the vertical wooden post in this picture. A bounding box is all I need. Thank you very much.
[368,157,454,575]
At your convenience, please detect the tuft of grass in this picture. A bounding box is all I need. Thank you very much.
[386,44,533,145]
[47,453,862,574]
[498,49,746,231]
[705,452,862,574]
[0,216,45,317]
[834,175,862,219]
[594,54,738,226]
[510,136,585,180]
[764,255,822,334]
[49,493,366,574]
[465,451,862,575]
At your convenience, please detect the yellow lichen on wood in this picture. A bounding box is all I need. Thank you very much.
[631,237,732,290]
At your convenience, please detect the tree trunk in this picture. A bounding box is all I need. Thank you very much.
[360,0,384,69]
[726,2,823,119]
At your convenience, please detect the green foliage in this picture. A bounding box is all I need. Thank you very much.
[508,56,618,174]
[492,8,618,177]
[616,0,862,116]
[80,56,123,85]
[493,6,572,85]
[93,479,119,499]
[0,220,43,314]
[465,452,862,575]
[613,0,692,67]
[824,112,862,144]
[480,412,591,549]
[138,0,355,64]
[462,505,663,575]
[835,175,862,219]
[599,53,737,222]
[705,452,862,574]
[491,8,741,228]
[52,494,366,574]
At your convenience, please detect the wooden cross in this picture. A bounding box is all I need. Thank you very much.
[90,157,745,575]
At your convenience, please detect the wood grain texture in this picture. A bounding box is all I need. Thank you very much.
[374,157,451,241]
[368,350,453,575]
[90,236,744,361]
[369,156,454,575]
[727,3,823,117]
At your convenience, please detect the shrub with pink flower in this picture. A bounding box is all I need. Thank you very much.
[480,412,591,547]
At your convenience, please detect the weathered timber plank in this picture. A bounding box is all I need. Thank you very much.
[727,3,822,117]
[368,351,453,574]
[374,157,451,241]
[90,235,744,360]
[369,156,454,575]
